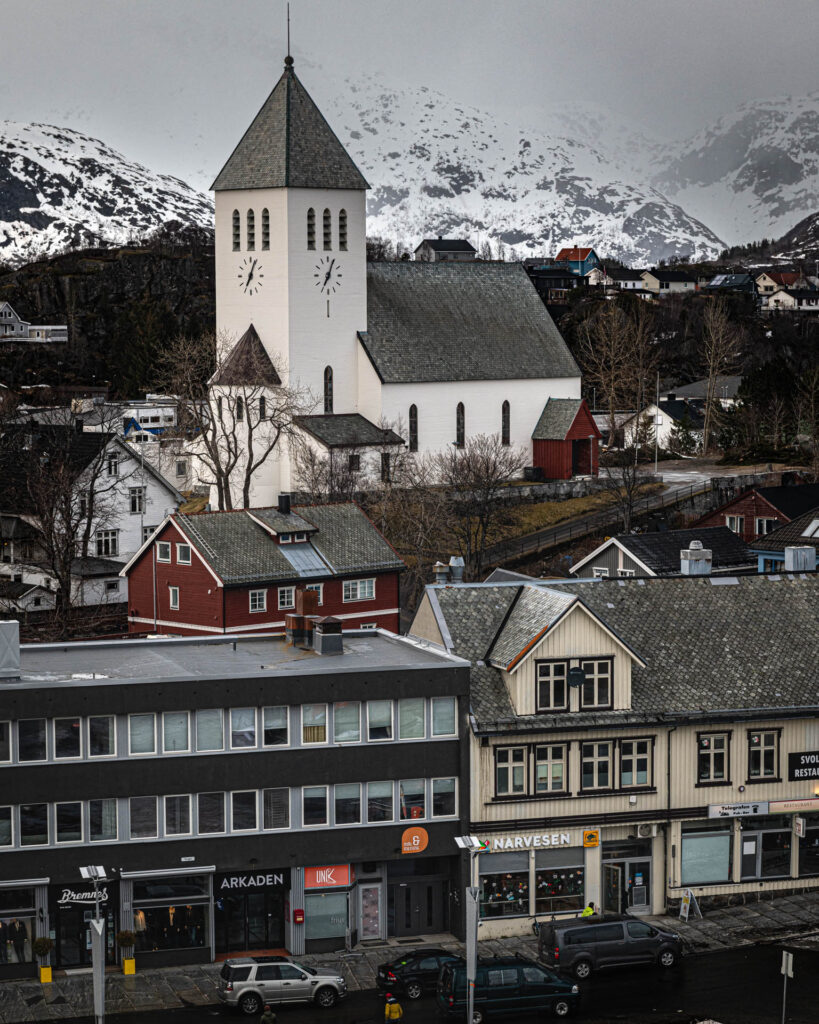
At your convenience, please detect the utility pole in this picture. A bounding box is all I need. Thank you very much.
[81,865,108,1024]
[456,836,483,1024]
[654,369,660,475]
[781,949,793,1024]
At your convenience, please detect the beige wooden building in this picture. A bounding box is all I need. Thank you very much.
[409,570,819,939]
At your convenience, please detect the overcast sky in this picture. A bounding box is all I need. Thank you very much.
[2,0,817,190]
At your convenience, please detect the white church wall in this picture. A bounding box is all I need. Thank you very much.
[356,345,383,423]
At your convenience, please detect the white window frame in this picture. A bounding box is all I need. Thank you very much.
[0,805,13,846]
[343,578,376,602]
[306,583,324,605]
[334,782,362,825]
[366,780,394,823]
[163,794,192,837]
[261,787,291,831]
[431,696,457,737]
[176,543,191,565]
[230,790,259,832]
[162,710,190,754]
[156,541,171,562]
[1,720,13,764]
[129,486,145,515]
[262,706,290,748]
[496,746,527,796]
[87,716,116,758]
[229,708,257,749]
[18,719,48,763]
[96,529,119,557]
[278,533,292,544]
[88,798,119,843]
[431,777,458,818]
[367,699,393,742]
[725,514,744,534]
[53,717,83,760]
[105,579,120,593]
[106,454,119,476]
[293,531,307,543]
[129,795,158,839]
[754,517,777,535]
[302,785,329,827]
[617,568,636,578]
[301,704,328,745]
[398,697,425,740]
[278,586,295,610]
[19,803,50,847]
[195,709,224,752]
[249,588,267,613]
[592,567,609,578]
[169,585,180,610]
[332,701,361,744]
[128,713,157,756]
[398,778,426,821]
[55,801,84,844]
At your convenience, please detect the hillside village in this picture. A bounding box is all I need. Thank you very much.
[0,26,818,1024]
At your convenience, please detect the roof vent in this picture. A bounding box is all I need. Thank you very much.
[314,616,343,656]
[433,561,449,584]
[680,540,712,576]
[0,621,20,678]
[784,545,817,572]
[449,556,465,583]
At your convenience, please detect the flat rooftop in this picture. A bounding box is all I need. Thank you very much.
[7,629,468,691]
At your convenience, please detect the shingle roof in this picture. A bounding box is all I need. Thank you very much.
[0,580,41,599]
[415,239,476,253]
[706,273,754,288]
[531,398,584,440]
[756,484,819,521]
[211,325,282,386]
[211,58,368,192]
[294,414,404,448]
[643,269,695,283]
[359,262,579,384]
[172,502,404,585]
[487,586,577,670]
[556,247,594,261]
[665,375,742,401]
[612,526,754,575]
[753,507,819,552]
[655,399,705,428]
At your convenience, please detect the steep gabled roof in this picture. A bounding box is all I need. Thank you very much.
[212,58,368,192]
[211,324,282,386]
[415,238,476,253]
[556,247,594,261]
[531,398,599,441]
[753,506,819,552]
[359,262,579,384]
[755,484,819,521]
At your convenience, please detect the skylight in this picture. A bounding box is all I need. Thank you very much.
[801,519,819,538]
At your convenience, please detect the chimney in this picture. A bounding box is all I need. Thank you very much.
[295,587,319,617]
[314,616,343,656]
[449,555,465,583]
[784,546,817,572]
[680,540,712,576]
[432,561,449,584]
[74,417,84,433]
[285,613,305,646]
[0,621,20,679]
[278,493,291,516]
[662,392,675,403]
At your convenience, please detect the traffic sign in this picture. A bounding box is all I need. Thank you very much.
[781,950,793,978]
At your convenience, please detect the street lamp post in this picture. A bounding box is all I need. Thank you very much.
[455,836,483,1024]
[80,865,109,1024]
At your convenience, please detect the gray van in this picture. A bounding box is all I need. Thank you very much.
[538,915,682,980]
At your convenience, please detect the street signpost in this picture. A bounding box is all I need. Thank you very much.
[794,817,806,838]
[465,887,479,1024]
[780,950,793,1024]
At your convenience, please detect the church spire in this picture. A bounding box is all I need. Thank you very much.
[211,57,368,192]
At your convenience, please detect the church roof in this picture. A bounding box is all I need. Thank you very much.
[295,414,404,449]
[212,57,369,192]
[211,324,282,387]
[358,262,580,384]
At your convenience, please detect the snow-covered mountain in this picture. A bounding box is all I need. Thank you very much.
[0,122,213,266]
[322,78,725,265]
[654,92,819,247]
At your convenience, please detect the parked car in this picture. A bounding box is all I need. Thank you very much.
[217,955,347,1013]
[437,955,579,1021]
[376,946,461,999]
[538,915,682,980]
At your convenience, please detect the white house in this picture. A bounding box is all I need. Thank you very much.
[0,301,67,342]
[622,396,705,451]
[413,237,476,262]
[640,270,696,295]
[764,288,819,312]
[205,55,581,507]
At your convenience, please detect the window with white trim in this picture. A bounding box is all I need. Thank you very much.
[89,798,117,842]
[162,711,189,753]
[535,744,566,793]
[725,514,744,534]
[496,746,526,796]
[581,741,612,790]
[20,803,48,846]
[156,541,171,562]
[621,739,651,787]
[399,779,425,820]
[169,585,179,610]
[263,706,288,746]
[56,802,83,843]
[303,785,328,826]
[176,543,191,564]
[0,722,9,764]
[129,713,156,755]
[536,661,567,711]
[54,717,81,759]
[263,788,289,830]
[367,781,393,822]
[249,589,267,612]
[343,578,375,602]
[580,659,612,708]
[431,696,456,737]
[106,453,119,476]
[398,697,424,739]
[230,708,256,748]
[88,716,115,757]
[335,783,361,824]
[18,719,46,761]
[755,518,778,535]
[96,530,119,556]
[198,792,225,834]
[129,796,157,838]
[367,700,393,741]
[196,709,223,751]
[333,701,360,743]
[231,791,257,831]
[164,794,191,836]
[129,487,145,514]
[302,704,327,744]
[278,586,295,609]
[748,730,778,779]
[592,567,609,578]
[432,777,457,817]
[142,525,158,544]
[617,568,636,578]
[306,582,323,604]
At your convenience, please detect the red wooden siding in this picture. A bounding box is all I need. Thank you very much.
[694,492,787,544]
[532,400,601,480]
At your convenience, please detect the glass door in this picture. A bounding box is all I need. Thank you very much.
[603,864,621,914]
[741,834,759,879]
[626,860,651,909]
[359,885,382,940]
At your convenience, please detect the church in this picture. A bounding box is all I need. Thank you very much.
[210,55,584,507]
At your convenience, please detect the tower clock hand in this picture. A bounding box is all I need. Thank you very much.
[323,258,335,286]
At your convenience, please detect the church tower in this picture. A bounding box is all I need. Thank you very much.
[211,55,369,502]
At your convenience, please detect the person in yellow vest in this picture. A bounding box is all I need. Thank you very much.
[580,901,596,918]
[384,992,403,1020]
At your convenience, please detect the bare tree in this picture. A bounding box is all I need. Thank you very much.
[795,365,819,480]
[700,298,743,454]
[158,331,312,510]
[599,445,650,534]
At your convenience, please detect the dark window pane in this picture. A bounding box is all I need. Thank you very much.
[198,793,225,834]
[20,803,48,846]
[335,784,361,824]
[56,802,82,842]
[263,788,289,829]
[303,787,327,826]
[89,799,117,842]
[55,718,81,758]
[231,791,257,830]
[263,707,288,746]
[89,716,115,756]
[18,719,46,761]
[130,796,157,838]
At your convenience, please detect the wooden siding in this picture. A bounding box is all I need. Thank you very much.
[532,438,573,480]
[695,491,787,543]
[410,592,445,647]
[573,543,621,578]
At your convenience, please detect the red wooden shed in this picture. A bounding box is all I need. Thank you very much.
[531,398,601,479]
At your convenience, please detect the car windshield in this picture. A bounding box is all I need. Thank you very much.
[291,962,316,976]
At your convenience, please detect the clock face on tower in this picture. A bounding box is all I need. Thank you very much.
[237,256,264,295]
[314,256,343,294]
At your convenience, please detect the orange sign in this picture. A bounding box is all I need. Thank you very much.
[304,864,351,888]
[583,829,600,848]
[401,826,429,854]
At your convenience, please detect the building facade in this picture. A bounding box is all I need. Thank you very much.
[0,624,469,977]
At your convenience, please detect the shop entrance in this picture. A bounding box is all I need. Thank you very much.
[216,891,285,953]
[55,905,116,967]
[602,859,651,913]
[387,880,446,937]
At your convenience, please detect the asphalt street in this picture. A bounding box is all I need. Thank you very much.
[73,944,819,1024]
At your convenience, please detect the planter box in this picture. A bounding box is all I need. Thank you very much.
[39,965,52,984]
[122,957,135,975]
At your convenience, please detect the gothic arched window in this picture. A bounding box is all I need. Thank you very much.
[261,208,270,250]
[501,400,510,446]
[232,210,240,251]
[259,395,267,420]
[323,208,332,250]
[339,209,347,251]
[409,405,418,452]
[456,402,465,448]
[236,396,244,422]
[246,209,255,251]
[307,208,316,250]
[323,366,334,414]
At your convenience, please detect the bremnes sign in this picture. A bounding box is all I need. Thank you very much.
[56,887,109,906]
[788,751,819,781]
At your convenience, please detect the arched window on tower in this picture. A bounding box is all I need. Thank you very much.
[246,209,255,251]
[409,405,418,452]
[339,209,347,251]
[501,400,510,446]
[232,210,240,251]
[259,395,267,420]
[307,208,316,250]
[261,209,270,250]
[323,208,331,250]
[236,396,244,422]
[323,366,334,413]
[455,402,465,448]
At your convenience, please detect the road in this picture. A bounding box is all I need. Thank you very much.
[89,944,819,1024]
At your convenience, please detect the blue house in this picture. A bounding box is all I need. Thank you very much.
[555,246,600,276]
[751,507,819,572]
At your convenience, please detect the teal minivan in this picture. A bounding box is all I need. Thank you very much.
[437,956,579,1022]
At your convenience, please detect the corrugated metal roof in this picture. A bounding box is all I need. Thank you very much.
[276,541,329,578]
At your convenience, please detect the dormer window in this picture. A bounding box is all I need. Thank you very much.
[292,532,306,543]
[536,661,568,712]
[279,533,291,544]
[580,658,612,709]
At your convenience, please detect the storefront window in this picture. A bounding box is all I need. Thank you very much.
[681,825,732,884]
[760,831,791,877]
[305,891,347,941]
[534,850,584,914]
[0,888,35,963]
[479,852,529,917]
[133,875,209,952]
[798,815,819,876]
[399,779,425,819]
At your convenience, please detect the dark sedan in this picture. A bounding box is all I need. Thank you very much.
[376,947,461,1000]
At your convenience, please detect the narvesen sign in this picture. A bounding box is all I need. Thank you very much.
[788,751,819,781]
[486,832,574,851]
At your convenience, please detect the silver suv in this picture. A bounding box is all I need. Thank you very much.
[217,956,347,1013]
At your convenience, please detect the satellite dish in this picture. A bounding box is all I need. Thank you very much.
[567,666,586,688]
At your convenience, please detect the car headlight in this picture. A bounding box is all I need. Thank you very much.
[571,985,579,994]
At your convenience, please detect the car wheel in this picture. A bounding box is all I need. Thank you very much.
[553,998,572,1018]
[573,959,592,981]
[405,979,423,1000]
[659,948,676,968]
[315,987,338,1009]
[238,994,262,1016]
[471,1009,484,1024]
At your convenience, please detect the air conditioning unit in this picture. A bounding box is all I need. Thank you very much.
[637,823,658,838]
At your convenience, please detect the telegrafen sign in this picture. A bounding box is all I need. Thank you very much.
[788,751,819,781]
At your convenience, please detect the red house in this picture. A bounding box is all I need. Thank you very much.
[531,398,601,479]
[121,499,404,635]
[693,483,819,544]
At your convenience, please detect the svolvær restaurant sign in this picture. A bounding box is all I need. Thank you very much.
[788,751,819,781]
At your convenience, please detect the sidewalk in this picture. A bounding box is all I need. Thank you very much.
[2,891,818,1022]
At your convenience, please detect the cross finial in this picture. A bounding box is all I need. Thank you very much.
[286,1,291,60]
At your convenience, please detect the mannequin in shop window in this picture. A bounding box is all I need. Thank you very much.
[10,919,27,962]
